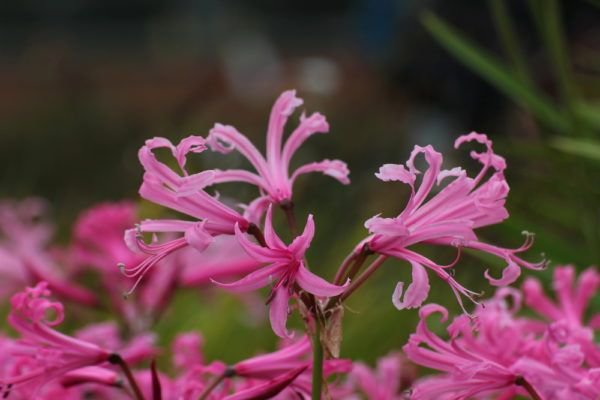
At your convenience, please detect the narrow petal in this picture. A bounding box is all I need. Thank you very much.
[263,205,286,250]
[288,214,315,257]
[269,287,292,338]
[392,260,430,310]
[375,164,416,185]
[174,135,207,172]
[484,260,521,286]
[207,123,271,179]
[296,263,346,297]
[281,111,329,172]
[224,365,307,400]
[211,263,283,293]
[291,159,350,186]
[235,223,287,263]
[266,90,303,172]
[176,171,216,197]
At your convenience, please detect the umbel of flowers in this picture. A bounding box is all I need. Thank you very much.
[1,90,594,400]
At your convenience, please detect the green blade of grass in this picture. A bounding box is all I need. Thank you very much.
[421,11,569,134]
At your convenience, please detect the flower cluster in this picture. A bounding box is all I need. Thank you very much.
[405,266,600,399]
[0,89,588,400]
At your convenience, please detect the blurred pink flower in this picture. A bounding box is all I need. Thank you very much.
[405,268,600,399]
[350,352,414,400]
[214,206,346,338]
[1,283,111,397]
[0,198,97,305]
[204,90,350,205]
[365,132,545,311]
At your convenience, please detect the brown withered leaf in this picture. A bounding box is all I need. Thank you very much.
[321,304,344,358]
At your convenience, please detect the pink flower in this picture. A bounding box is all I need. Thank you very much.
[1,283,111,396]
[523,265,600,367]
[213,206,347,338]
[203,90,350,205]
[0,198,97,305]
[365,132,545,311]
[350,352,414,400]
[403,303,533,399]
[405,269,600,400]
[121,136,250,293]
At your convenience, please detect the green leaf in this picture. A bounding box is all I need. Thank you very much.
[421,11,570,134]
[550,136,600,162]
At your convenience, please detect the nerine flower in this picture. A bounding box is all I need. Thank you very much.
[121,136,250,292]
[350,352,414,400]
[403,302,536,399]
[365,132,545,311]
[405,269,600,400]
[1,282,111,397]
[202,90,350,205]
[213,206,346,338]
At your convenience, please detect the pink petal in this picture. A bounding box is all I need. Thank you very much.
[263,205,286,250]
[184,222,214,252]
[290,159,350,185]
[364,216,409,236]
[269,287,292,338]
[224,365,307,400]
[211,263,283,293]
[241,196,271,226]
[288,214,315,257]
[296,263,346,297]
[207,123,271,179]
[174,135,206,171]
[176,171,216,197]
[484,260,521,286]
[281,111,329,172]
[392,260,430,310]
[235,223,286,263]
[375,164,416,185]
[266,90,303,170]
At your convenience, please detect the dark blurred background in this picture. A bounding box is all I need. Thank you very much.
[0,0,599,363]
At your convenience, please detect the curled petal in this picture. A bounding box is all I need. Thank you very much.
[184,222,214,252]
[291,159,350,185]
[241,196,271,226]
[174,136,206,171]
[455,131,506,172]
[266,90,304,168]
[364,216,409,236]
[392,261,430,310]
[484,260,521,286]
[296,263,346,297]
[269,287,292,338]
[281,112,329,170]
[375,164,416,185]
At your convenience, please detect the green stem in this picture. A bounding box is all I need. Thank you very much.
[340,255,388,302]
[311,321,324,400]
[198,370,233,400]
[280,201,298,236]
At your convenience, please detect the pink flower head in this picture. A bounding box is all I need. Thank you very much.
[204,90,350,205]
[523,265,600,367]
[0,198,97,305]
[1,282,111,396]
[121,136,250,294]
[366,132,545,311]
[213,206,347,338]
[351,352,414,400]
[403,303,531,399]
